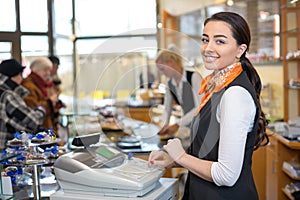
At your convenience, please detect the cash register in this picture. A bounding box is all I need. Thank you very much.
[51,133,178,200]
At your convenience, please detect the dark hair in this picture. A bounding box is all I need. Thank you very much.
[204,12,269,150]
[48,55,60,65]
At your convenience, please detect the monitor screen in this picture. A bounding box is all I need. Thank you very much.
[95,147,115,159]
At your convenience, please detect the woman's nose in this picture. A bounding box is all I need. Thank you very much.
[203,41,214,52]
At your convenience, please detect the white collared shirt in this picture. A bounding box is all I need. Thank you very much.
[211,86,256,186]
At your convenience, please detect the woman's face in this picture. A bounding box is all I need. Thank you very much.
[35,68,52,81]
[156,58,181,78]
[201,21,247,71]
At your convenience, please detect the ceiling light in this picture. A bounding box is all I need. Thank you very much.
[227,0,234,6]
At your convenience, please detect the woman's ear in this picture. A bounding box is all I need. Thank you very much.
[237,44,247,58]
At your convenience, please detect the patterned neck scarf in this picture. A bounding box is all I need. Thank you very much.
[195,62,243,115]
[29,72,54,97]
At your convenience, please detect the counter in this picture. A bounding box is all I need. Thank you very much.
[50,178,178,200]
[254,129,300,200]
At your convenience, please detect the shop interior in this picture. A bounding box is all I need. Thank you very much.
[0,0,300,199]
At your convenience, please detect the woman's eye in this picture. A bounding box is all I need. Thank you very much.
[201,38,208,43]
[216,40,225,44]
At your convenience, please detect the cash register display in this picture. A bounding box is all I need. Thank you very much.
[95,147,116,159]
[67,146,125,169]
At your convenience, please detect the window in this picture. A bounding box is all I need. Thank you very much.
[0,42,12,60]
[0,0,16,31]
[21,36,49,77]
[70,0,157,107]
[20,0,48,32]
[74,0,157,37]
[21,36,49,56]
[0,0,158,110]
[54,0,73,36]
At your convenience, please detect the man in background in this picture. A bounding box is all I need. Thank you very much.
[48,55,62,93]
[48,55,66,116]
[0,59,45,149]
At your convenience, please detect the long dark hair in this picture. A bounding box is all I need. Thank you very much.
[204,12,269,149]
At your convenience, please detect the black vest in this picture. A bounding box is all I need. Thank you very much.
[167,71,195,115]
[183,71,260,200]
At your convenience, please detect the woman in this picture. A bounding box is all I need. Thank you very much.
[22,57,58,131]
[156,45,202,136]
[148,12,268,200]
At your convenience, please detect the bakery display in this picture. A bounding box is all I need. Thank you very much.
[100,117,123,131]
[3,129,66,166]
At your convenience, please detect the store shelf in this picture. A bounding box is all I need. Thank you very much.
[268,129,300,199]
[275,134,300,149]
[284,57,300,62]
[281,0,300,122]
[252,59,282,66]
[282,167,300,180]
[281,0,300,9]
[282,187,295,200]
[286,85,300,89]
[281,27,300,34]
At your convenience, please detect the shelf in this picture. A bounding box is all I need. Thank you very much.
[282,167,300,180]
[274,134,300,150]
[282,187,295,200]
[0,194,14,200]
[281,0,300,9]
[285,85,300,89]
[284,57,300,62]
[282,0,300,122]
[252,59,282,66]
[282,27,300,35]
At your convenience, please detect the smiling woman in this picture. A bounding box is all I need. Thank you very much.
[201,20,247,70]
[148,12,269,200]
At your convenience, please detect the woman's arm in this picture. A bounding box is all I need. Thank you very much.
[166,86,256,186]
[161,80,173,127]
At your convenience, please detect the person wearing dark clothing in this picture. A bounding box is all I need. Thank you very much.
[48,56,66,128]
[22,57,58,131]
[148,12,269,200]
[155,46,202,136]
[48,55,62,89]
[139,68,155,89]
[0,59,45,149]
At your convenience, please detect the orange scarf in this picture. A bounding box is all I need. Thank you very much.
[195,62,243,115]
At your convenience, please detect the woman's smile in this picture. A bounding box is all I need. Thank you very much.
[203,55,219,63]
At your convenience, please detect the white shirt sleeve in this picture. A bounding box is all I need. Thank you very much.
[161,81,173,126]
[176,72,202,127]
[211,86,256,186]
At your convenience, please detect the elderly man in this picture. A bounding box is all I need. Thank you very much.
[22,57,58,131]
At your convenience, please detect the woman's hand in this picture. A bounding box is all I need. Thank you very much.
[158,124,179,136]
[148,150,174,168]
[163,138,185,161]
[49,93,58,105]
